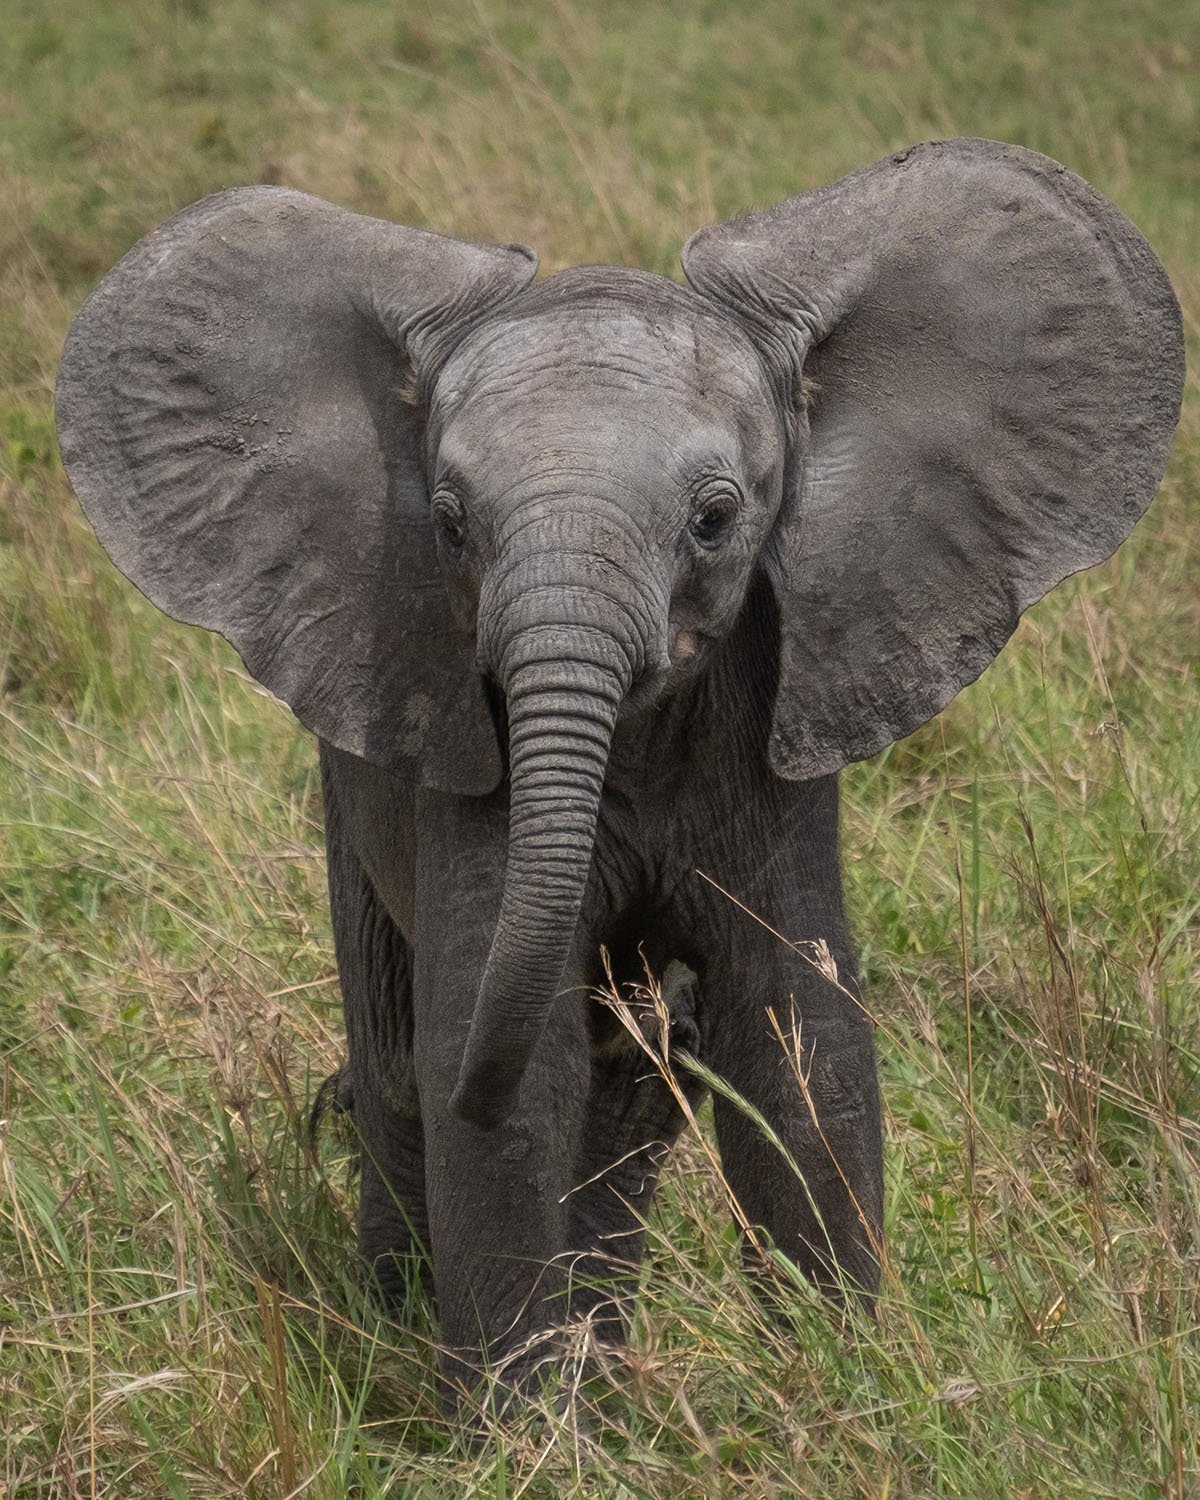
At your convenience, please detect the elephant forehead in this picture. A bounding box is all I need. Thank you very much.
[432,296,779,480]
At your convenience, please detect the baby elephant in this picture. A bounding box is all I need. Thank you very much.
[57,139,1182,1398]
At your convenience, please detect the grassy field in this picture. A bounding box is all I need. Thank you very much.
[1,1,1198,1494]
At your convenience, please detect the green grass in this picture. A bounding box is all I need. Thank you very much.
[1,0,1198,1494]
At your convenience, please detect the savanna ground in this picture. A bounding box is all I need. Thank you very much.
[1,1,1197,1495]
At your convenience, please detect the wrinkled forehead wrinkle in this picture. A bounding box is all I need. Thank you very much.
[429,267,779,459]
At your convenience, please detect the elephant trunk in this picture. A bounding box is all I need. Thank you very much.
[449,625,633,1128]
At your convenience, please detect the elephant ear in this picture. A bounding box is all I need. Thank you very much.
[683,138,1184,780]
[56,187,537,793]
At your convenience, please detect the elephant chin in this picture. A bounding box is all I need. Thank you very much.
[449,640,629,1128]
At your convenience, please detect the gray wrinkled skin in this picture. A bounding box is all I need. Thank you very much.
[55,139,1183,1400]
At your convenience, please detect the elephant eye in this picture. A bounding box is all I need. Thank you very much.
[431,490,467,552]
[687,482,741,550]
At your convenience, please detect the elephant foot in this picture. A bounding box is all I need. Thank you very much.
[442,1319,619,1435]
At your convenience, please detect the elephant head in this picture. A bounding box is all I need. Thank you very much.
[56,140,1183,1129]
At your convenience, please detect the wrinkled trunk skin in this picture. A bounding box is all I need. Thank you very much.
[449,625,632,1127]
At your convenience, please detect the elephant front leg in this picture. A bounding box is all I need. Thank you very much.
[412,794,593,1399]
[566,960,706,1344]
[703,919,884,1309]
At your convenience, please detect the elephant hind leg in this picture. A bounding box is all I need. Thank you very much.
[569,956,707,1344]
[647,958,702,1058]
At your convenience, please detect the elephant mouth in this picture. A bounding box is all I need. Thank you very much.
[617,659,672,719]
[615,622,714,721]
